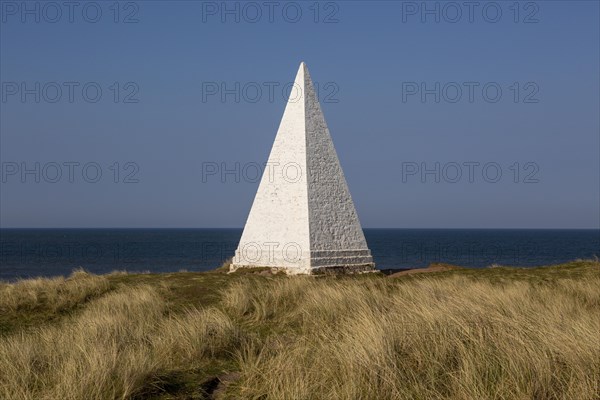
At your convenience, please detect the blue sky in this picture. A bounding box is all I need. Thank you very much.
[1,0,598,228]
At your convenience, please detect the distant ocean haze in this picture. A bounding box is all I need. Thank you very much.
[0,229,598,281]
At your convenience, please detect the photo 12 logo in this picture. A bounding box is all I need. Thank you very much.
[234,241,303,265]
[201,1,340,23]
[1,82,140,104]
[396,241,542,265]
[401,1,540,24]
[1,1,140,23]
[401,82,540,104]
[0,240,301,268]
[201,81,339,104]
[401,161,540,184]
[201,161,303,184]
[1,162,140,184]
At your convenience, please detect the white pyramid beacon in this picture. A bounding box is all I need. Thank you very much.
[231,62,375,274]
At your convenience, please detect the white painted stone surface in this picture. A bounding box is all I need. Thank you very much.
[231,62,374,274]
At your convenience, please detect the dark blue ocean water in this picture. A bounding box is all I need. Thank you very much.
[0,229,598,281]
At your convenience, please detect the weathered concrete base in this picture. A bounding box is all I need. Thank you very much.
[230,249,375,275]
[229,263,376,275]
[310,263,376,275]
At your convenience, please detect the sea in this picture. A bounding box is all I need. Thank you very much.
[0,229,598,281]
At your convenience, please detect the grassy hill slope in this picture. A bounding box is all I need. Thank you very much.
[1,260,598,399]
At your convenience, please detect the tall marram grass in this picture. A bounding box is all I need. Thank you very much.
[1,267,598,399]
[0,269,110,314]
[0,285,242,400]
[225,276,600,399]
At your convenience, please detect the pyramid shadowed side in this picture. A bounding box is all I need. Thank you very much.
[302,64,374,270]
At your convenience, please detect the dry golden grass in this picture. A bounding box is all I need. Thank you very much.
[225,273,600,399]
[0,284,242,400]
[0,269,110,314]
[0,261,598,399]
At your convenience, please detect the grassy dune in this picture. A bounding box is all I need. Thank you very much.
[0,269,111,335]
[0,261,598,399]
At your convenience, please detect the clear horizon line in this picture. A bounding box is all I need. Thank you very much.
[1,227,599,230]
